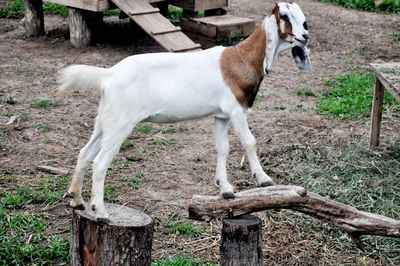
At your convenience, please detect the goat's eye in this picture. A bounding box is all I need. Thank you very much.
[280,14,289,21]
[303,21,308,30]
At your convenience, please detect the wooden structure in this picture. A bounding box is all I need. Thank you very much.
[369,62,400,147]
[189,186,400,250]
[22,0,255,50]
[220,214,263,266]
[71,203,153,265]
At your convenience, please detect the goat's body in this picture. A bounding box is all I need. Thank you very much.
[61,2,310,221]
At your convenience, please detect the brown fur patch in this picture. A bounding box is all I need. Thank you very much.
[220,24,267,109]
[272,4,294,39]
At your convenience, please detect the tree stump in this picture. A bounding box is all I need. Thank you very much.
[22,0,45,37]
[71,203,154,265]
[220,214,263,266]
[68,7,92,48]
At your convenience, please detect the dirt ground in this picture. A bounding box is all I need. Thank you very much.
[1,0,400,264]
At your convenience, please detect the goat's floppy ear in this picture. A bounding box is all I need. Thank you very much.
[292,46,311,72]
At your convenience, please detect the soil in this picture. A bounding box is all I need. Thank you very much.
[0,0,399,264]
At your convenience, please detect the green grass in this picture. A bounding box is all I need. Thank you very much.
[138,124,151,134]
[296,88,315,96]
[315,69,399,119]
[171,222,202,237]
[29,98,64,111]
[37,123,53,132]
[167,7,183,20]
[314,0,400,13]
[275,140,400,264]
[0,196,69,265]
[152,255,212,266]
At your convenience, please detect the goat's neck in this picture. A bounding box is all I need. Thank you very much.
[236,15,291,76]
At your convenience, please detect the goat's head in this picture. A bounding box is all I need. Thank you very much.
[272,2,311,72]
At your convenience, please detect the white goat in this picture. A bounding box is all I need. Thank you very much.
[59,2,310,222]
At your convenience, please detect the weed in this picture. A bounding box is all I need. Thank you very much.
[0,139,4,149]
[0,1,24,18]
[296,88,315,96]
[171,222,202,237]
[42,2,68,16]
[104,185,119,202]
[3,112,12,117]
[103,8,120,16]
[314,0,400,13]
[152,256,211,265]
[29,98,64,111]
[0,188,32,209]
[167,7,183,20]
[19,112,29,122]
[43,138,52,144]
[315,69,399,119]
[390,32,400,42]
[138,124,151,134]
[37,123,53,132]
[129,177,144,189]
[121,139,136,149]
[178,125,187,132]
[152,137,176,150]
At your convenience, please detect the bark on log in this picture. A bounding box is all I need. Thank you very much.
[220,214,263,266]
[69,7,92,48]
[71,203,153,265]
[22,0,45,37]
[189,185,400,244]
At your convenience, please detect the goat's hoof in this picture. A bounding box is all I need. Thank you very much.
[222,192,235,199]
[259,180,275,187]
[73,204,85,210]
[63,191,74,198]
[91,204,96,211]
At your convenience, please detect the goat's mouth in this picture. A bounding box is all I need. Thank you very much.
[295,38,308,46]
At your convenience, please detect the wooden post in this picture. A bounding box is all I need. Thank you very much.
[370,78,385,147]
[220,214,263,266]
[68,7,92,48]
[71,203,154,265]
[22,0,45,37]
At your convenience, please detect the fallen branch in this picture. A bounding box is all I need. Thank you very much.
[36,165,70,176]
[189,185,400,248]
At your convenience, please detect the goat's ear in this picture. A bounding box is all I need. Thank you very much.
[292,46,311,72]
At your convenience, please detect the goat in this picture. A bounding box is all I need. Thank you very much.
[59,2,311,222]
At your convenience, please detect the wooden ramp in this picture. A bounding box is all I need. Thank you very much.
[111,0,201,52]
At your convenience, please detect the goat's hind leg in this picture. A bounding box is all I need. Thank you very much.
[90,118,137,222]
[65,117,102,209]
[214,117,235,198]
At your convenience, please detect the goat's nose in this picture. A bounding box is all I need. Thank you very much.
[302,34,309,40]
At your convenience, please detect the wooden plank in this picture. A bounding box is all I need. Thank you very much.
[369,78,385,147]
[111,0,201,52]
[45,0,111,12]
[371,62,400,102]
[182,15,255,40]
[169,0,228,12]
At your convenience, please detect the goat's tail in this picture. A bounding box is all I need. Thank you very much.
[57,65,108,92]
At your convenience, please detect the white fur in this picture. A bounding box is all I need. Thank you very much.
[61,2,309,221]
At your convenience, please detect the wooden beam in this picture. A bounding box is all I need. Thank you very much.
[189,186,400,247]
[369,78,385,147]
[22,0,45,37]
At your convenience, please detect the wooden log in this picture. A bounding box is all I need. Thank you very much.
[35,165,70,176]
[71,203,154,265]
[22,0,45,37]
[170,0,228,12]
[189,186,400,247]
[370,78,385,147]
[220,214,263,266]
[68,7,92,48]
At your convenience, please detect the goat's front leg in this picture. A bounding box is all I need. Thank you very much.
[230,109,275,187]
[214,117,235,198]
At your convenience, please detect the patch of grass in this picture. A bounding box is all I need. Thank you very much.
[29,98,64,111]
[0,207,69,265]
[167,7,183,20]
[315,69,399,119]
[43,2,68,16]
[152,256,211,266]
[138,124,151,134]
[103,8,120,16]
[104,184,119,203]
[274,140,400,264]
[171,222,202,237]
[37,123,53,132]
[152,137,176,150]
[3,112,12,117]
[314,0,400,13]
[390,32,400,42]
[0,188,33,209]
[121,139,136,149]
[296,88,315,96]
[0,1,24,18]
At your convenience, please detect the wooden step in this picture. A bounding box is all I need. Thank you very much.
[170,0,228,12]
[181,15,255,41]
[111,0,201,52]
